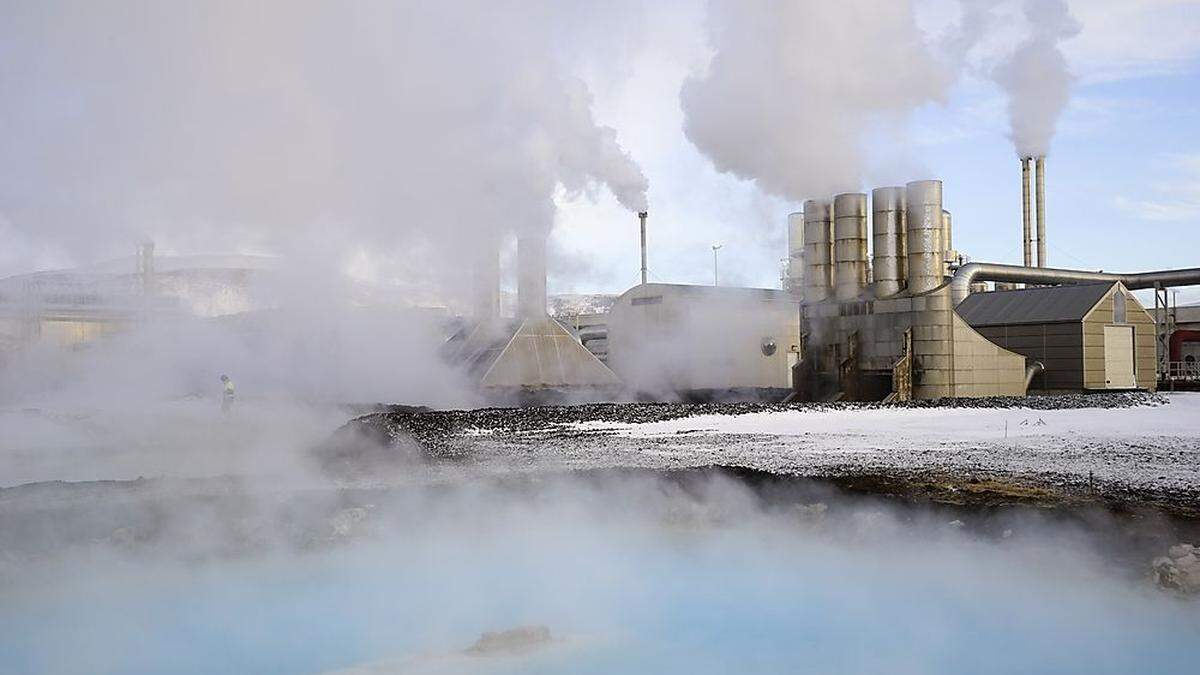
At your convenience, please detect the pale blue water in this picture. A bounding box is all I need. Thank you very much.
[3,504,1199,674]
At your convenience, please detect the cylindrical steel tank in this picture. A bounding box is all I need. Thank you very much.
[905,180,945,294]
[802,200,833,303]
[787,211,804,294]
[517,234,547,320]
[871,187,905,298]
[833,193,869,301]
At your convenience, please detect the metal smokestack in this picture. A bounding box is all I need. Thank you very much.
[1035,156,1046,267]
[638,211,648,285]
[905,180,945,294]
[472,235,500,319]
[786,211,805,294]
[137,241,155,297]
[517,234,547,320]
[1021,157,1032,267]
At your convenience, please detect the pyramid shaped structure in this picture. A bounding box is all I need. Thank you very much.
[478,316,620,389]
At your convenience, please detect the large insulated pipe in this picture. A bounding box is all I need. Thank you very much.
[802,200,834,303]
[1035,156,1046,268]
[517,234,547,320]
[787,211,805,294]
[833,193,869,301]
[905,180,945,294]
[950,262,1200,306]
[1021,157,1032,267]
[638,211,648,285]
[871,187,905,298]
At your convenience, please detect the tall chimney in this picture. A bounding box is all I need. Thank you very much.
[638,211,648,285]
[472,234,500,320]
[801,200,833,303]
[517,234,547,320]
[137,241,155,297]
[1021,157,1032,267]
[833,193,868,301]
[871,187,905,298]
[1035,156,1046,267]
[786,211,805,294]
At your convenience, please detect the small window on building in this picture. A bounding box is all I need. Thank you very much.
[1113,291,1127,324]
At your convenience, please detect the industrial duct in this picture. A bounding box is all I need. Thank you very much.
[833,193,869,301]
[787,211,805,294]
[905,180,945,294]
[802,199,833,303]
[870,187,906,298]
[517,234,547,320]
[950,262,1200,306]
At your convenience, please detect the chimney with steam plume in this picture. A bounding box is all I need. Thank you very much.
[137,241,155,297]
[1021,157,1033,267]
[638,211,648,286]
[473,235,500,320]
[517,234,547,320]
[786,212,805,295]
[1035,156,1046,267]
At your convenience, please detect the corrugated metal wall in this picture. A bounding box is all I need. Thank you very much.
[973,322,1084,391]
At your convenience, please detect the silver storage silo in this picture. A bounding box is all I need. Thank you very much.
[802,200,834,303]
[870,187,905,297]
[787,212,805,294]
[905,180,945,294]
[833,193,869,301]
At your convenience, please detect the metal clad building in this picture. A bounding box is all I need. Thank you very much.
[607,283,801,395]
[956,282,1155,391]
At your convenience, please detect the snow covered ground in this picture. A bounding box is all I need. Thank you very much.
[445,393,1200,499]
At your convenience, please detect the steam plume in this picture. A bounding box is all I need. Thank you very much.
[0,1,647,297]
[679,0,951,200]
[993,0,1082,157]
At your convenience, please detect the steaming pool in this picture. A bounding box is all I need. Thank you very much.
[2,474,1199,675]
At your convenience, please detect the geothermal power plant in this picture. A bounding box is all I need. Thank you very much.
[444,155,1200,403]
[4,157,1200,404]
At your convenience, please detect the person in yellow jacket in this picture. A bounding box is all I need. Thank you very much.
[220,374,235,413]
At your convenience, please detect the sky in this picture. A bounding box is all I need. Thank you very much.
[2,0,1199,304]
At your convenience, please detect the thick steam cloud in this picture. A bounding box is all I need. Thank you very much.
[680,0,951,200]
[993,0,1082,157]
[0,1,647,295]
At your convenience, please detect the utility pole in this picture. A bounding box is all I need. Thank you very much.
[711,243,722,286]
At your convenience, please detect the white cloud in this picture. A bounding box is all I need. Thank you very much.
[1114,153,1200,222]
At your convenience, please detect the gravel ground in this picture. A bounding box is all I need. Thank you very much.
[325,391,1200,510]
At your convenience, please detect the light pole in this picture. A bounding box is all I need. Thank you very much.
[711,243,722,286]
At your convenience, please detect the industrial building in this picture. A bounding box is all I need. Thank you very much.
[606,283,800,398]
[957,282,1155,392]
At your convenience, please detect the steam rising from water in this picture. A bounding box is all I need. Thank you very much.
[2,473,1198,674]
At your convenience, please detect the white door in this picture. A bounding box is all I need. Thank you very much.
[1103,325,1136,389]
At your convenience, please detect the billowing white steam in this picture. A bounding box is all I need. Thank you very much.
[0,1,647,295]
[993,0,1082,157]
[680,0,951,200]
